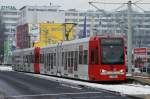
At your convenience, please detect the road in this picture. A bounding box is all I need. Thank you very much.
[0,71,133,99]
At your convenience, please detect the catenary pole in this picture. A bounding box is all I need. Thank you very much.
[127,1,133,74]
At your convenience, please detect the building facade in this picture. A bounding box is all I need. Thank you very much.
[65,9,150,48]
[0,6,20,64]
[65,9,103,38]
[98,10,150,48]
[18,5,65,25]
[17,5,66,49]
[17,5,150,49]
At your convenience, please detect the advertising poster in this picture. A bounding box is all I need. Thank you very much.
[133,48,147,68]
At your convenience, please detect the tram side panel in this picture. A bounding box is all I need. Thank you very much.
[23,48,35,73]
[39,47,45,74]
[47,46,57,75]
[75,42,89,80]
[12,50,24,71]
[39,46,57,75]
[61,44,76,78]
[60,41,89,80]
[23,50,30,72]
[12,51,19,71]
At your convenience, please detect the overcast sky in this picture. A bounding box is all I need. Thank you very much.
[1,0,150,11]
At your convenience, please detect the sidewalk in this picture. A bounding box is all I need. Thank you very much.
[129,95,150,99]
[127,74,150,99]
[127,72,150,84]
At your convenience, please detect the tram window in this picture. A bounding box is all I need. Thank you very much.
[26,55,28,63]
[44,54,46,64]
[95,48,98,64]
[25,56,27,63]
[23,56,25,63]
[41,54,44,63]
[71,51,74,66]
[32,55,34,63]
[41,54,43,64]
[49,54,51,67]
[90,49,95,64]
[64,52,67,70]
[40,54,42,63]
[47,53,49,64]
[31,55,33,63]
[51,53,53,69]
[28,55,30,63]
[42,54,44,63]
[49,54,51,69]
[84,50,87,64]
[29,55,31,63]
[74,51,78,71]
[33,55,34,63]
[79,51,83,64]
[46,54,48,65]
[42,54,45,63]
[30,55,32,63]
[40,54,41,63]
[68,52,71,67]
[54,53,56,66]
[62,52,64,67]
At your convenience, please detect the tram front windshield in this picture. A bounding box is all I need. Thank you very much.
[101,38,124,65]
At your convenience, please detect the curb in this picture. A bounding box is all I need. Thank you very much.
[24,72,150,99]
[127,95,145,99]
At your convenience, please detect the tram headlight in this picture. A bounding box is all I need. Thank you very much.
[101,69,107,74]
[119,69,124,74]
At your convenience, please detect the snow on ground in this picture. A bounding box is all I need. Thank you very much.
[26,73,150,95]
[0,65,12,71]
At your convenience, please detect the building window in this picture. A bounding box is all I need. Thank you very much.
[74,51,78,71]
[79,51,83,64]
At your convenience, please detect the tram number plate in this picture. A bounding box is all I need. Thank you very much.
[109,75,117,78]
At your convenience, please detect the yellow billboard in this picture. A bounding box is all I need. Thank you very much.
[33,23,74,47]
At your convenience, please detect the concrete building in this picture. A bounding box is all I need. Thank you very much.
[65,9,103,38]
[18,5,65,25]
[98,10,150,48]
[17,5,66,49]
[0,6,20,64]
[17,5,150,48]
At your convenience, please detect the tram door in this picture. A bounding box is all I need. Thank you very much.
[89,38,99,80]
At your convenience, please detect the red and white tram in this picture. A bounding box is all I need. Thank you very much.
[12,36,126,81]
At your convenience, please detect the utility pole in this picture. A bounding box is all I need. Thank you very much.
[127,1,132,74]
[90,15,94,36]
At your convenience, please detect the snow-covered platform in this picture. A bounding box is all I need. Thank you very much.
[24,73,150,97]
[0,65,12,71]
